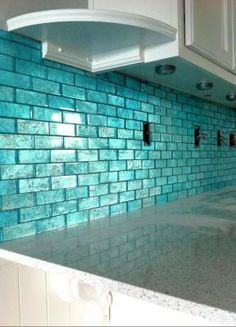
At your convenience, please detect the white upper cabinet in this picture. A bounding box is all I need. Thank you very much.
[91,0,178,28]
[185,0,234,71]
[233,1,236,71]
[1,0,177,73]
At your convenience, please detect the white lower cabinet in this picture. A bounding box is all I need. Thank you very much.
[0,258,221,327]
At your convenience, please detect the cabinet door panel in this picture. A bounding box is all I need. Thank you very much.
[185,0,233,70]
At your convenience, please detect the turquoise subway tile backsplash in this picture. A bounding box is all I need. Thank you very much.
[0,30,236,241]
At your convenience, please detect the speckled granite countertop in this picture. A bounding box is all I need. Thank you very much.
[1,186,236,325]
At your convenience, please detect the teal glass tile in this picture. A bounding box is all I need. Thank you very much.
[89,206,109,220]
[100,172,118,183]
[20,204,51,222]
[148,95,160,106]
[33,107,62,122]
[35,136,63,149]
[66,211,89,226]
[119,171,135,181]
[19,177,49,193]
[109,139,126,149]
[37,189,64,205]
[150,186,162,196]
[135,150,148,159]
[118,150,134,160]
[66,186,88,200]
[37,215,65,234]
[15,59,46,78]
[126,99,140,110]
[36,163,63,177]
[128,199,142,211]
[0,86,14,102]
[48,95,75,111]
[117,129,133,139]
[126,120,141,130]
[89,161,108,173]
[110,203,127,215]
[141,102,154,113]
[98,127,116,138]
[52,175,77,189]
[133,111,147,121]
[32,78,60,95]
[0,180,17,195]
[50,122,75,136]
[119,191,135,202]
[135,170,148,179]
[2,193,35,210]
[143,178,155,188]
[106,72,124,85]
[64,137,88,149]
[0,102,31,119]
[89,184,108,197]
[127,160,142,170]
[0,53,13,71]
[0,117,16,133]
[75,74,96,90]
[78,174,99,186]
[100,194,118,206]
[63,112,86,124]
[97,104,117,117]
[0,150,16,164]
[88,114,107,126]
[51,150,76,162]
[65,162,88,175]
[62,85,86,100]
[79,197,99,210]
[77,150,98,161]
[110,161,126,171]
[16,89,47,106]
[0,70,30,89]
[127,140,142,149]
[52,200,77,216]
[77,126,98,137]
[3,221,36,241]
[128,180,142,191]
[1,164,34,180]
[117,85,133,98]
[76,100,97,114]
[48,67,74,84]
[0,211,18,227]
[108,94,124,107]
[19,150,50,163]
[117,107,133,119]
[87,90,107,104]
[125,76,140,90]
[17,119,49,135]
[100,150,117,161]
[143,197,155,207]
[108,117,124,128]
[136,188,149,199]
[0,134,34,149]
[97,80,115,94]
[88,138,108,149]
[110,182,126,193]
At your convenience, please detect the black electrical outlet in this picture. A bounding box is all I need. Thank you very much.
[229,134,236,147]
[217,130,222,147]
[194,127,200,147]
[143,122,151,146]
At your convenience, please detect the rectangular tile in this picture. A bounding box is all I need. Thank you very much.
[19,177,50,193]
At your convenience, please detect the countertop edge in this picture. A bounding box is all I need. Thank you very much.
[0,248,236,326]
